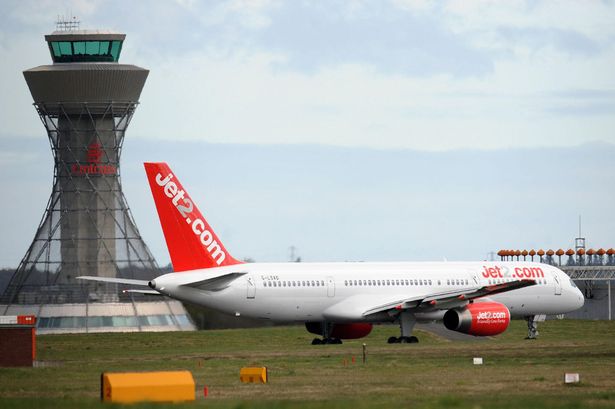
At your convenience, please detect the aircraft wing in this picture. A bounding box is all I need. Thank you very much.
[362,279,536,317]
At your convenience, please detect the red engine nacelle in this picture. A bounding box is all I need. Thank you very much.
[305,322,373,339]
[443,302,510,336]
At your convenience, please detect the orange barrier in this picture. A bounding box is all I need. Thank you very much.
[101,370,195,403]
[240,367,268,383]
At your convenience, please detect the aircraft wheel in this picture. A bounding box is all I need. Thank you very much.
[387,336,399,344]
[312,338,323,345]
[409,336,419,343]
[333,338,343,344]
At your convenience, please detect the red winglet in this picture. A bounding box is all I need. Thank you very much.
[144,162,242,272]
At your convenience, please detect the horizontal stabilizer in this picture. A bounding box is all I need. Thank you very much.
[122,289,161,295]
[76,276,150,286]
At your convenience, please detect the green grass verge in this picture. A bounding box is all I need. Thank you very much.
[1,320,614,408]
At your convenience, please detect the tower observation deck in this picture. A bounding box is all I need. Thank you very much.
[0,26,194,333]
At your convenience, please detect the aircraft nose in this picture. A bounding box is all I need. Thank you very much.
[574,287,585,309]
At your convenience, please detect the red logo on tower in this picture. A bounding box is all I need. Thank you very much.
[87,142,103,164]
[71,141,117,176]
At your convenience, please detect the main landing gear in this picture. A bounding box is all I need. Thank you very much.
[525,315,539,339]
[311,322,343,345]
[311,337,342,345]
[387,336,418,344]
[387,311,419,344]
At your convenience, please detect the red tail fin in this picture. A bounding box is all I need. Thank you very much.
[144,162,242,271]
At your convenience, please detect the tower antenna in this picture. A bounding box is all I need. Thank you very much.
[575,214,585,251]
[55,14,80,31]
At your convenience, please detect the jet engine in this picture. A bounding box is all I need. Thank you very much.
[443,302,510,336]
[305,322,373,339]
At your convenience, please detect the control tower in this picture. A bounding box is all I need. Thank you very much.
[0,22,194,333]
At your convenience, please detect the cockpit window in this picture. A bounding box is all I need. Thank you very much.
[569,279,577,288]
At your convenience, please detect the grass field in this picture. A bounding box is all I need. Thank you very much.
[1,320,615,408]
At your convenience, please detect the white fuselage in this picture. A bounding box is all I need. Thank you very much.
[151,261,584,323]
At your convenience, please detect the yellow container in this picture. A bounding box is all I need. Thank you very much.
[101,370,195,403]
[240,367,268,383]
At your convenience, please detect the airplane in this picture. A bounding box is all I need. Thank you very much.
[78,162,584,344]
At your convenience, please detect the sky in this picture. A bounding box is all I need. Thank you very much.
[0,0,614,267]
